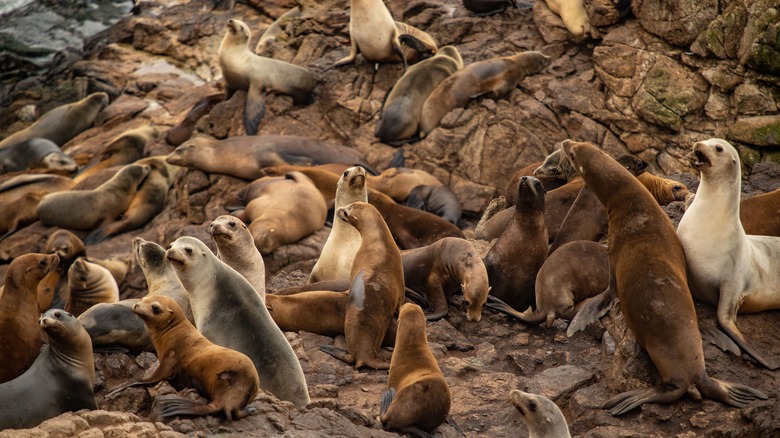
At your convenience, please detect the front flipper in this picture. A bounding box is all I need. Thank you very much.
[319,344,355,364]
[245,81,267,135]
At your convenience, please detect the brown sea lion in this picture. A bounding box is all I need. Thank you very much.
[166,93,224,146]
[401,237,489,321]
[310,166,368,283]
[166,135,370,180]
[380,303,450,436]
[678,138,780,369]
[0,174,74,206]
[167,236,310,407]
[0,253,59,383]
[403,184,462,225]
[375,46,463,144]
[253,164,343,208]
[73,125,156,183]
[36,163,150,231]
[369,190,464,249]
[37,230,86,312]
[321,202,405,369]
[209,215,266,299]
[636,172,689,205]
[419,51,551,137]
[65,258,119,317]
[510,389,571,438]
[561,139,767,414]
[0,138,77,174]
[740,187,780,237]
[0,309,96,429]
[218,19,316,135]
[484,176,547,311]
[367,167,444,202]
[505,161,564,203]
[0,92,109,150]
[110,295,260,420]
[0,190,46,241]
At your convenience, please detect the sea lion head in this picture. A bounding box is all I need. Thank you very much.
[208,215,250,245]
[132,295,181,328]
[133,237,167,275]
[68,258,95,288]
[517,51,552,73]
[9,253,60,287]
[40,308,77,336]
[460,257,490,322]
[534,145,575,179]
[224,19,251,46]
[615,154,647,176]
[669,181,690,202]
[437,45,464,69]
[398,302,426,328]
[336,201,374,230]
[166,137,213,167]
[336,166,367,204]
[691,138,739,182]
[510,389,568,437]
[116,163,151,188]
[41,151,78,172]
[516,176,545,209]
[46,230,85,262]
[166,236,210,275]
[84,92,110,112]
[560,139,594,176]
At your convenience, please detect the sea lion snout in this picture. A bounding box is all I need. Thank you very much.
[692,143,712,169]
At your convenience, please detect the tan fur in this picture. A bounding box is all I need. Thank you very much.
[367,167,444,201]
[65,258,119,317]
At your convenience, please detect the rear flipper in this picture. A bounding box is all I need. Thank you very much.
[696,376,768,408]
[566,288,616,337]
[319,344,355,364]
[85,227,111,245]
[405,287,430,308]
[447,415,465,436]
[485,295,546,325]
[398,34,436,59]
[157,394,223,419]
[92,344,130,354]
[604,385,687,416]
[700,325,741,356]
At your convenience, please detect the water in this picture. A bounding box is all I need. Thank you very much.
[0,0,134,71]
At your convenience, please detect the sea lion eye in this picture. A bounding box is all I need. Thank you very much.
[152,304,162,314]
[185,248,193,255]
[229,221,236,228]
[343,171,349,177]
[715,146,723,152]
[529,400,537,412]
[673,185,682,191]
[39,259,47,268]
[53,311,62,318]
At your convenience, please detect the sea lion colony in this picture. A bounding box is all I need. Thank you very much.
[0,0,777,436]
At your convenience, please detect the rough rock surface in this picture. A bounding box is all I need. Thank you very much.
[0,0,779,437]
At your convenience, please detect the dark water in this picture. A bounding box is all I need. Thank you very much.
[0,0,133,71]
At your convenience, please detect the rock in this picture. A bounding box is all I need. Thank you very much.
[632,0,720,47]
[732,81,777,115]
[524,365,596,404]
[584,0,629,27]
[739,0,780,76]
[727,115,780,147]
[427,318,475,351]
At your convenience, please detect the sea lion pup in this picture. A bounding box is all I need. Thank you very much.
[37,230,86,312]
[218,19,316,135]
[510,389,571,438]
[0,92,109,150]
[243,172,328,254]
[255,6,301,54]
[0,309,96,429]
[678,138,780,369]
[0,253,60,383]
[561,139,767,415]
[487,241,607,327]
[110,296,260,420]
[73,125,156,183]
[166,93,224,146]
[36,163,150,231]
[166,236,310,407]
[375,46,464,144]
[310,166,368,283]
[65,258,119,317]
[368,190,464,249]
[401,237,489,321]
[320,202,405,369]
[0,138,77,174]
[484,176,547,311]
[330,0,437,71]
[0,190,45,240]
[542,0,595,40]
[403,184,463,225]
[366,167,444,202]
[380,303,450,435]
[166,135,370,180]
[419,51,551,137]
[209,215,266,299]
[85,156,176,243]
[78,237,194,353]
[740,187,780,236]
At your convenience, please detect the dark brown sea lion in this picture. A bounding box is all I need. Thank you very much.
[73,126,155,183]
[37,230,86,312]
[369,190,464,249]
[740,187,780,237]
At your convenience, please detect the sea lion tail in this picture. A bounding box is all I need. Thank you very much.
[696,376,769,408]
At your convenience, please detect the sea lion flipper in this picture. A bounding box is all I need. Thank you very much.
[699,325,741,356]
[604,386,687,416]
[319,344,355,364]
[716,313,774,369]
[446,415,465,436]
[379,387,396,417]
[244,82,267,136]
[404,287,429,308]
[484,295,546,325]
[328,38,358,71]
[566,288,616,337]
[85,227,111,245]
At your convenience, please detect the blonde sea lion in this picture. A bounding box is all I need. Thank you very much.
[37,230,86,312]
[510,389,571,438]
[218,19,316,135]
[561,139,767,415]
[542,0,595,40]
[636,172,689,205]
[678,138,780,369]
[65,258,119,317]
[0,309,96,429]
[380,303,451,435]
[367,167,444,202]
[309,166,368,283]
[419,51,551,137]
[209,215,266,299]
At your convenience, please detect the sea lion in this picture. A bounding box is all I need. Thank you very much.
[367,167,444,202]
[401,237,489,321]
[375,46,463,144]
[636,172,689,205]
[166,236,310,407]
[79,237,195,353]
[85,156,175,243]
[561,139,767,414]
[321,202,405,369]
[0,92,109,150]
[310,166,368,283]
[0,308,96,429]
[487,241,607,327]
[740,187,780,236]
[218,19,316,135]
[254,164,346,208]
[379,303,450,435]
[403,184,462,225]
[369,190,464,249]
[0,253,59,383]
[330,0,437,70]
[243,172,327,254]
[0,138,77,174]
[484,176,547,311]
[166,135,370,180]
[505,161,564,202]
[419,51,551,137]
[510,389,571,438]
[65,258,119,317]
[0,173,74,206]
[74,125,156,183]
[166,93,224,146]
[36,163,150,231]
[111,295,260,420]
[255,6,301,54]
[37,230,86,312]
[209,215,266,299]
[542,0,595,40]
[677,138,780,369]
[463,0,517,15]
[0,190,45,241]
